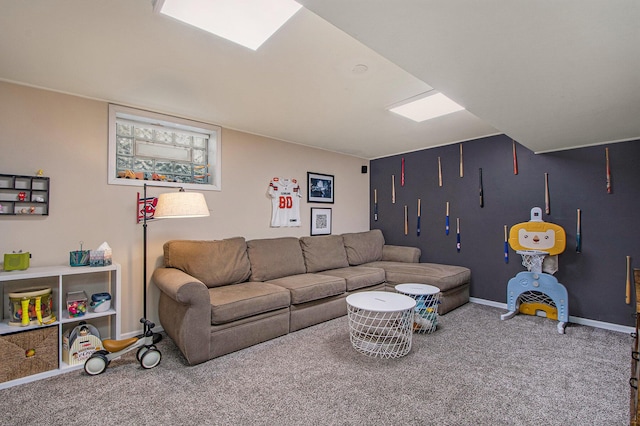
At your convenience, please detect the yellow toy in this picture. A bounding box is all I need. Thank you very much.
[519,302,558,320]
[508,208,566,255]
[501,207,570,334]
[9,288,55,326]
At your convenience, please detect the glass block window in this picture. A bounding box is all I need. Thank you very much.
[108,104,221,191]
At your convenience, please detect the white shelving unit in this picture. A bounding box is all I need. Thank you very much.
[0,264,120,389]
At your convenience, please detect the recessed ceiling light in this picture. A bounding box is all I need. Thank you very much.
[153,0,302,51]
[389,92,465,122]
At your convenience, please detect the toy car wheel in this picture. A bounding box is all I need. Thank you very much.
[84,353,108,376]
[136,346,147,362]
[137,345,158,361]
[94,349,111,365]
[140,349,161,369]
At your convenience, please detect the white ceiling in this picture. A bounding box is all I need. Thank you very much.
[1,1,638,159]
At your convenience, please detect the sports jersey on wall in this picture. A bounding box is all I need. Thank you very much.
[268,177,302,227]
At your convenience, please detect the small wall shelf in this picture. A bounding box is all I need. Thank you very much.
[0,173,50,216]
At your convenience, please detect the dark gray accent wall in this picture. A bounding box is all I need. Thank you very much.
[371,134,640,326]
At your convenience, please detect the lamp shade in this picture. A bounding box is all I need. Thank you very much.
[153,191,210,219]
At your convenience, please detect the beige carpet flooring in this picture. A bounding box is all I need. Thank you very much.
[0,303,631,425]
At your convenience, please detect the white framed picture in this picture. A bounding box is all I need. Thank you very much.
[310,208,332,236]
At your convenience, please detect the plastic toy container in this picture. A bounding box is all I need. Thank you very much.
[8,287,55,326]
[66,291,88,318]
[69,250,90,267]
[90,292,112,313]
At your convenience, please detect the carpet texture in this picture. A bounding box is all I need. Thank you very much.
[0,303,631,425]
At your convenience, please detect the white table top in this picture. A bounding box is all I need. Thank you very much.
[395,283,440,296]
[346,291,416,312]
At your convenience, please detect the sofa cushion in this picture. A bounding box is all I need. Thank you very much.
[317,266,386,291]
[208,282,291,325]
[163,238,251,288]
[299,235,349,273]
[247,237,307,281]
[364,261,471,292]
[382,245,421,263]
[341,229,385,266]
[266,273,346,304]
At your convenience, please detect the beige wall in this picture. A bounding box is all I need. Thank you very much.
[0,81,370,336]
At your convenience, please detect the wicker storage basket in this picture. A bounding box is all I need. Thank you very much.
[0,326,58,383]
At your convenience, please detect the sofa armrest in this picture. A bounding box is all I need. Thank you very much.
[153,267,209,305]
[152,267,211,365]
[382,245,421,263]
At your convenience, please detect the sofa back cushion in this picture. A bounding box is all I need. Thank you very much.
[299,235,349,273]
[163,238,251,288]
[341,229,385,265]
[247,237,306,281]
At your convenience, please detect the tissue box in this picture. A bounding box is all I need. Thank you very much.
[66,291,88,317]
[89,250,104,267]
[93,242,112,266]
[103,248,112,266]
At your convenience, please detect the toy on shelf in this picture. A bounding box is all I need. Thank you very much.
[63,322,103,366]
[66,291,88,318]
[83,318,161,376]
[500,207,570,334]
[8,287,55,326]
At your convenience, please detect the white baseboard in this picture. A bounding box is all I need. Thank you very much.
[469,297,635,334]
[120,325,165,340]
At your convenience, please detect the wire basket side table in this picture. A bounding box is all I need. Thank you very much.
[346,291,416,359]
[395,283,441,334]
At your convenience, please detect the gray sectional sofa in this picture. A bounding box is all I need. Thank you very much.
[152,229,470,365]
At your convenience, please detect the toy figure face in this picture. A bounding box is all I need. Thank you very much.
[518,229,555,250]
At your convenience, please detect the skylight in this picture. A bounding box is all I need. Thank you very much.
[153,0,302,51]
[389,93,465,122]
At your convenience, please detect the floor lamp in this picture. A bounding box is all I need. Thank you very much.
[141,183,210,343]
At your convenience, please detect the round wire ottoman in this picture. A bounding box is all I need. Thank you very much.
[395,283,441,334]
[346,291,416,359]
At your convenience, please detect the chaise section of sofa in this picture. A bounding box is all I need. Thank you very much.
[342,229,471,314]
[153,237,291,365]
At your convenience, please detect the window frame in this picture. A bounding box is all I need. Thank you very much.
[108,104,222,191]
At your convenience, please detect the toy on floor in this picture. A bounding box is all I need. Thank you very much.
[500,207,570,334]
[84,318,161,375]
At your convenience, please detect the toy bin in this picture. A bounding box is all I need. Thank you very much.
[0,326,58,383]
[66,291,88,318]
[8,287,55,326]
[69,250,90,267]
[90,292,111,313]
[62,322,103,366]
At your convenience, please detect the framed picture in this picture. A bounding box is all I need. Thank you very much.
[307,172,334,203]
[310,208,332,236]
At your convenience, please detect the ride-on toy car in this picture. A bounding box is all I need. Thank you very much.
[84,318,161,375]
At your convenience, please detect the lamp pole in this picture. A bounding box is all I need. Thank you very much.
[143,183,149,320]
[142,183,167,344]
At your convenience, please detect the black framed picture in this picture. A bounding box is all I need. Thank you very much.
[310,208,332,235]
[307,172,334,203]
